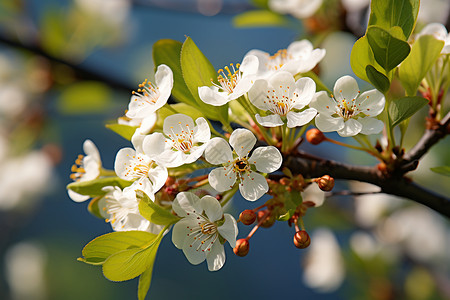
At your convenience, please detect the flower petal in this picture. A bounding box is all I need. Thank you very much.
[296,48,326,73]
[209,166,236,192]
[206,241,225,271]
[114,148,135,180]
[193,117,211,143]
[217,214,238,248]
[333,75,360,104]
[268,71,295,96]
[286,108,317,128]
[239,171,268,201]
[255,113,284,127]
[172,192,202,217]
[200,195,223,222]
[310,91,337,115]
[315,114,344,132]
[249,146,282,173]
[357,90,385,117]
[163,114,195,136]
[182,238,207,265]
[293,77,316,108]
[248,79,270,111]
[83,139,101,162]
[172,218,194,249]
[337,118,363,137]
[68,189,90,202]
[229,128,256,158]
[198,86,229,106]
[358,117,384,135]
[147,165,168,192]
[205,137,233,165]
[153,64,173,109]
[239,54,259,76]
[142,132,167,158]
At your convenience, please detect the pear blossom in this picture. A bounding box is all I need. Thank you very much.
[416,23,450,54]
[100,186,164,234]
[205,129,282,201]
[245,40,326,79]
[142,114,211,168]
[248,71,317,127]
[269,0,323,19]
[114,139,168,201]
[198,55,259,106]
[118,112,157,135]
[310,75,385,137]
[68,139,102,202]
[171,192,238,271]
[126,64,173,119]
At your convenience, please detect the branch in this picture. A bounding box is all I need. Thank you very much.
[284,154,450,218]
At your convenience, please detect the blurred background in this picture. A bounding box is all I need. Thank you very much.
[0,0,449,299]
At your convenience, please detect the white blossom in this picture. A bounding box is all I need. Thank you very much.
[248,71,317,127]
[269,0,323,19]
[171,192,238,271]
[205,129,282,201]
[310,75,385,137]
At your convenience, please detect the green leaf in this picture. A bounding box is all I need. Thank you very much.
[430,166,450,177]
[368,0,419,39]
[278,191,302,221]
[350,36,384,83]
[137,190,180,225]
[105,123,138,141]
[58,81,112,115]
[233,10,287,28]
[152,39,197,106]
[251,0,269,9]
[67,177,132,197]
[367,26,411,72]
[102,232,163,282]
[389,96,428,127]
[156,103,205,128]
[80,231,157,265]
[180,37,228,122]
[366,65,390,93]
[398,35,445,96]
[138,267,153,300]
[88,196,104,219]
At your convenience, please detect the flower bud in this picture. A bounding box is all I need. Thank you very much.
[293,230,311,249]
[257,210,276,228]
[306,129,325,145]
[233,239,250,257]
[317,175,334,191]
[239,209,256,225]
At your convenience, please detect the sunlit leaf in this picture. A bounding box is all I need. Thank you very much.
[137,190,180,226]
[366,65,390,93]
[278,191,302,221]
[138,268,153,300]
[389,96,428,127]
[58,82,112,114]
[430,166,450,177]
[350,36,384,83]
[105,123,137,141]
[67,177,132,197]
[156,103,205,128]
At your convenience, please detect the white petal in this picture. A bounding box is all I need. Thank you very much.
[256,113,284,127]
[310,91,337,115]
[172,218,194,249]
[114,148,135,180]
[286,108,317,128]
[244,50,270,76]
[205,137,233,165]
[337,118,363,137]
[172,192,202,217]
[357,90,385,117]
[139,113,157,134]
[142,133,167,158]
[153,64,173,109]
[217,214,238,248]
[206,241,225,271]
[333,75,360,104]
[239,54,259,76]
[296,49,327,73]
[358,117,384,135]
[229,128,256,158]
[209,166,236,192]
[155,150,184,168]
[229,76,254,99]
[163,114,195,136]
[315,114,344,132]
[193,117,211,143]
[239,171,268,201]
[83,139,101,163]
[293,77,316,108]
[418,23,448,41]
[200,195,223,222]
[182,238,207,265]
[287,40,314,57]
[249,146,282,173]
[198,86,229,106]
[268,71,295,96]
[68,189,89,202]
[147,165,168,192]
[248,79,270,111]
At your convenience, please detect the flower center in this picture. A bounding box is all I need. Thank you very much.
[332,90,362,121]
[186,218,219,252]
[264,85,297,116]
[266,49,293,71]
[70,154,85,181]
[166,122,196,153]
[212,63,241,94]
[234,158,250,172]
[124,154,154,180]
[131,78,160,105]
[200,221,217,235]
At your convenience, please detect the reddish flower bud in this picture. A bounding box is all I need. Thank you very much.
[257,210,276,228]
[239,209,256,225]
[279,177,290,186]
[317,175,334,191]
[306,129,325,145]
[293,230,311,249]
[233,239,250,257]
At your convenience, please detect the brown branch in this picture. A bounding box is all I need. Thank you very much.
[284,155,450,218]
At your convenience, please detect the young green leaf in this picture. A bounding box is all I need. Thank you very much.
[105,123,138,141]
[350,36,384,83]
[389,96,428,127]
[80,231,158,265]
[366,65,390,93]
[233,10,288,28]
[278,191,302,221]
[367,26,411,73]
[398,35,445,96]
[152,39,197,106]
[430,166,450,177]
[138,267,153,300]
[137,190,180,225]
[67,177,132,197]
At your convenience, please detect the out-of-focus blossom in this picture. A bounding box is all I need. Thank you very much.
[303,228,345,292]
[269,0,323,19]
[75,0,131,25]
[5,242,47,300]
[416,23,450,54]
[417,0,450,24]
[302,183,325,207]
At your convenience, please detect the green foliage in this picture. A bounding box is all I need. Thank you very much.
[398,35,445,96]
[350,36,382,83]
[368,0,419,39]
[365,65,390,93]
[138,268,153,300]
[58,81,112,114]
[105,123,138,141]
[180,37,229,122]
[67,177,132,197]
[251,0,269,9]
[278,191,302,221]
[388,96,428,127]
[137,190,180,226]
[430,166,450,177]
[366,26,411,73]
[156,103,205,128]
[233,10,288,28]
[80,231,158,265]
